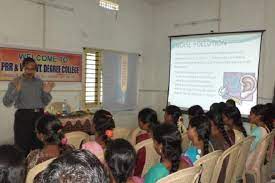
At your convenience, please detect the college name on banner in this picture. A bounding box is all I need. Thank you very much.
[0,47,82,82]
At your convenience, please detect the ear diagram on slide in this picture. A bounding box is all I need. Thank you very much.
[218,86,241,105]
[219,72,256,104]
[240,74,257,100]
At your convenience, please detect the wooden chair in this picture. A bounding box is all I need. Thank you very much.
[210,142,241,183]
[134,138,160,177]
[65,131,90,149]
[231,136,255,183]
[156,166,201,183]
[25,157,55,183]
[246,131,274,183]
[194,150,223,183]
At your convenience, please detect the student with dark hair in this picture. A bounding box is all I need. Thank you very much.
[208,108,234,183]
[164,105,186,134]
[209,102,226,115]
[82,109,115,160]
[222,105,247,142]
[144,124,182,183]
[210,102,219,111]
[34,149,109,183]
[180,115,211,169]
[3,57,55,156]
[249,104,273,132]
[134,108,159,177]
[105,139,143,183]
[247,104,272,151]
[246,104,273,175]
[187,105,204,120]
[263,103,275,131]
[226,99,236,107]
[137,108,159,143]
[0,145,26,183]
[164,105,183,125]
[207,111,234,151]
[26,114,73,171]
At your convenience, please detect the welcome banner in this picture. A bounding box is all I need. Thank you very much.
[0,47,82,82]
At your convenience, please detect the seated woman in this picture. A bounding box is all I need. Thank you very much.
[207,110,234,183]
[134,108,159,177]
[246,104,273,171]
[251,104,272,145]
[81,109,115,161]
[105,138,143,183]
[136,108,159,144]
[207,111,234,151]
[163,105,186,134]
[226,99,236,107]
[222,105,247,142]
[26,114,73,171]
[34,149,109,183]
[144,124,182,183]
[179,115,210,169]
[0,145,26,183]
[187,105,204,121]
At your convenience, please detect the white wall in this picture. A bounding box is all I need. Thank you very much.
[149,0,275,118]
[0,0,153,144]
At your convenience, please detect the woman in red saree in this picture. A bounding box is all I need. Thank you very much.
[134,108,159,177]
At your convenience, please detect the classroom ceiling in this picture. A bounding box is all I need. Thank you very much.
[145,0,167,5]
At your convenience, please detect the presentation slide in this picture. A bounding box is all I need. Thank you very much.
[168,32,263,115]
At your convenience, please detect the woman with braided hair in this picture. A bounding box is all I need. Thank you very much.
[207,111,234,151]
[26,114,73,171]
[144,124,182,183]
[222,105,247,143]
[179,115,211,169]
[164,105,186,135]
[134,108,159,177]
[207,110,235,183]
[81,109,115,161]
[187,105,204,120]
[246,104,273,172]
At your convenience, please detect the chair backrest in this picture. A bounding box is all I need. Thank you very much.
[194,150,223,183]
[233,129,245,143]
[262,129,275,182]
[26,157,55,183]
[134,138,160,177]
[266,130,275,163]
[210,142,241,183]
[181,132,190,152]
[128,127,142,145]
[263,129,275,182]
[232,136,255,183]
[254,132,274,169]
[65,131,90,149]
[113,127,132,140]
[156,166,201,183]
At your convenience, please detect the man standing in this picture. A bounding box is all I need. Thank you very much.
[3,57,55,156]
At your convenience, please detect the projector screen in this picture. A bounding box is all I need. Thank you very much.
[168,31,263,115]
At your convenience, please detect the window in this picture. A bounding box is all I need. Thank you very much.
[82,48,102,108]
